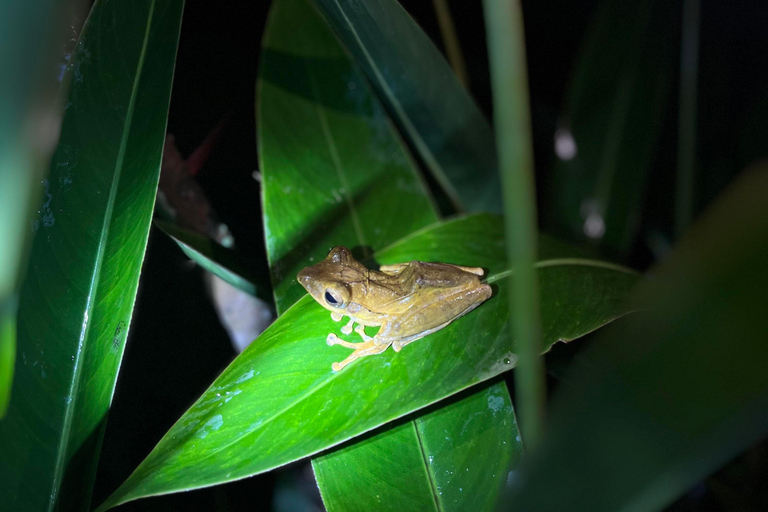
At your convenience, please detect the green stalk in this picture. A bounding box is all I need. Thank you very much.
[432,0,469,89]
[675,0,700,238]
[482,0,545,449]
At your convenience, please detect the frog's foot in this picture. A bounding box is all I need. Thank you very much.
[331,312,343,322]
[327,333,373,349]
[354,324,375,343]
[340,318,355,335]
[330,340,391,371]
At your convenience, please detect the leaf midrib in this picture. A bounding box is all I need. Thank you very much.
[327,0,463,209]
[126,256,634,488]
[48,2,156,510]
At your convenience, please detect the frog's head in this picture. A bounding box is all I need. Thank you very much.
[297,247,362,313]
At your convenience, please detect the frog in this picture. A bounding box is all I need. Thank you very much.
[297,246,492,371]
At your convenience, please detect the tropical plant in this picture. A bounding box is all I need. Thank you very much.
[2,1,766,511]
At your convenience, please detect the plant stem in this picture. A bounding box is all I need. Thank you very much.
[675,0,699,239]
[482,0,545,450]
[432,0,469,89]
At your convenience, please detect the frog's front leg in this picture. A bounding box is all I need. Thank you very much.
[341,318,355,335]
[326,333,391,371]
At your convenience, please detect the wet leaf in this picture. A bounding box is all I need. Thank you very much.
[0,1,183,510]
[95,214,639,510]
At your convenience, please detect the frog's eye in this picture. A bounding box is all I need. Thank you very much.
[324,288,345,308]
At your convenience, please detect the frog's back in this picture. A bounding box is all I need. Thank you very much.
[405,261,482,290]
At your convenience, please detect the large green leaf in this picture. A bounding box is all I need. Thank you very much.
[314,379,521,512]
[544,0,674,255]
[0,1,183,510]
[258,2,516,509]
[95,214,639,510]
[507,166,768,510]
[312,221,600,512]
[0,0,76,417]
[311,0,503,213]
[258,0,438,315]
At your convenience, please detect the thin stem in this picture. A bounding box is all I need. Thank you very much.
[675,0,700,238]
[432,0,469,89]
[483,0,545,450]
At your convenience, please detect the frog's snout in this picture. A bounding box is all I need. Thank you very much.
[297,271,312,288]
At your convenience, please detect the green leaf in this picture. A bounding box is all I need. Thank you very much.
[0,1,183,510]
[258,3,515,509]
[95,214,639,510]
[507,166,768,511]
[544,0,674,254]
[0,0,73,418]
[314,380,522,512]
[258,0,439,315]
[154,219,273,304]
[312,221,596,512]
[311,0,503,213]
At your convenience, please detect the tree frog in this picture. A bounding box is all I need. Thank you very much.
[297,246,492,371]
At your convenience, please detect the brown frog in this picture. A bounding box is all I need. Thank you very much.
[297,247,492,371]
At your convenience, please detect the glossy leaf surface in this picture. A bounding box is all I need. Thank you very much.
[312,0,503,213]
[313,219,593,512]
[96,214,639,510]
[315,380,521,512]
[154,219,272,303]
[0,1,183,510]
[258,3,517,508]
[258,0,438,314]
[508,167,768,511]
[544,0,674,254]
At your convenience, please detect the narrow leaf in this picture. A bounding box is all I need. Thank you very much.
[0,1,183,510]
[154,219,272,304]
[312,0,503,213]
[508,166,768,511]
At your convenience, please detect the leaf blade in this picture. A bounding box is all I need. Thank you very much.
[0,1,183,510]
[96,215,639,510]
[312,0,503,213]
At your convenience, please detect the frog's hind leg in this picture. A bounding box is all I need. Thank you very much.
[326,333,390,371]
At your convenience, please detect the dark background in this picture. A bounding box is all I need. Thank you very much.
[93,1,768,510]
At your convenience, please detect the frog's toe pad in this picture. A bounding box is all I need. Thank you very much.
[341,325,353,335]
[327,333,340,346]
[331,362,343,372]
[392,342,403,352]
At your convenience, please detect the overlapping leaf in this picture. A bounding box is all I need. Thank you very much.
[154,220,272,303]
[258,0,438,314]
[509,166,768,511]
[95,214,639,510]
[312,0,502,213]
[0,1,183,510]
[258,2,518,509]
